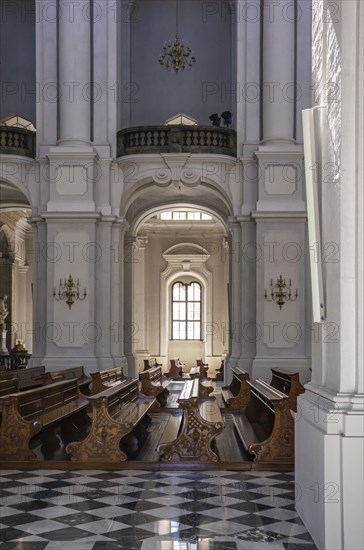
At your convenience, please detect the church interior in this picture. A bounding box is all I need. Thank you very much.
[0,0,363,549]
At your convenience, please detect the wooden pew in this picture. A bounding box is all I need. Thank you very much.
[189,366,213,398]
[89,366,125,395]
[143,358,162,371]
[0,366,45,390]
[66,379,155,462]
[215,359,224,381]
[165,359,183,378]
[0,377,18,398]
[221,367,250,410]
[139,366,171,408]
[270,367,305,411]
[0,379,90,461]
[158,378,224,463]
[233,378,294,466]
[196,359,209,378]
[41,366,91,394]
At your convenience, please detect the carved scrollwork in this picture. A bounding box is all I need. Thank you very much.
[152,169,172,187]
[180,168,199,187]
[66,397,133,462]
[159,398,223,463]
[249,399,294,463]
[0,397,42,461]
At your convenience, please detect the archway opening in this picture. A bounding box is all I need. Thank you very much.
[124,204,230,376]
[0,180,33,362]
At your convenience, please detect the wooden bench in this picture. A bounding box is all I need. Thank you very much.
[143,358,162,371]
[89,366,125,395]
[196,359,209,378]
[221,367,250,410]
[215,359,224,381]
[165,359,184,378]
[0,366,45,390]
[270,367,305,411]
[0,379,90,462]
[189,367,213,398]
[41,366,91,394]
[139,366,171,408]
[158,378,224,463]
[66,379,155,462]
[233,378,294,465]
[0,377,18,398]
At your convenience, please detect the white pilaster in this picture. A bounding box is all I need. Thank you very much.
[262,0,296,144]
[58,0,91,146]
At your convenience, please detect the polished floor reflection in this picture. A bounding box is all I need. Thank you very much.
[0,470,317,549]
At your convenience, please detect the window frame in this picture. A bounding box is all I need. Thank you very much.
[171,281,202,341]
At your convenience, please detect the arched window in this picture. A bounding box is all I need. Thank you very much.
[172,281,201,340]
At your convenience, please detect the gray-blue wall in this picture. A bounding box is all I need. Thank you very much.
[0,0,36,124]
[129,0,233,127]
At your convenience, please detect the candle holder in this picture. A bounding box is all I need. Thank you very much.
[53,275,87,310]
[264,275,298,310]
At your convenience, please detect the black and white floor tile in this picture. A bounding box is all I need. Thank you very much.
[0,470,317,549]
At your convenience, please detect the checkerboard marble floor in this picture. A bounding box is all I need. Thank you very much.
[0,469,317,549]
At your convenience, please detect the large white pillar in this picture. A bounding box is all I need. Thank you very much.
[111,219,127,368]
[262,0,296,143]
[238,217,256,373]
[27,218,47,366]
[133,235,149,369]
[226,219,242,381]
[58,0,91,145]
[296,2,364,549]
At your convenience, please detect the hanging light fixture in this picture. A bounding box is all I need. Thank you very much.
[159,0,196,74]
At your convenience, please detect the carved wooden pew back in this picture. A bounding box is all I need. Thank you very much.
[139,366,170,407]
[221,367,250,410]
[41,366,90,393]
[189,367,213,398]
[196,359,209,377]
[90,366,125,395]
[66,378,155,462]
[0,379,89,462]
[158,378,224,463]
[233,378,294,465]
[165,359,183,378]
[270,367,305,411]
[143,358,162,371]
[0,366,45,390]
[0,377,18,398]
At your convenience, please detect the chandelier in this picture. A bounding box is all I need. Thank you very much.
[159,0,196,74]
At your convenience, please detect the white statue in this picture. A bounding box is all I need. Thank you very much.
[0,294,9,330]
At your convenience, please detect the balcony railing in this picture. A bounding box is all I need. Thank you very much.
[0,126,36,158]
[117,125,237,157]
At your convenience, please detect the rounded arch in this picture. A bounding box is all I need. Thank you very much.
[164,243,211,256]
[0,224,14,259]
[131,202,229,237]
[0,166,33,207]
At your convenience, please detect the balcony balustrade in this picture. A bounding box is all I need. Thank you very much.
[117,125,237,157]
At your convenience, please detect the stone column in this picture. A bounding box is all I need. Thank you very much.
[133,235,149,367]
[262,0,296,144]
[58,0,91,145]
[226,219,242,382]
[94,218,114,370]
[111,219,127,368]
[238,216,256,373]
[123,235,137,377]
[14,264,29,347]
[27,218,47,366]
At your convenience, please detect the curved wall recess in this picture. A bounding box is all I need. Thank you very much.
[160,247,212,359]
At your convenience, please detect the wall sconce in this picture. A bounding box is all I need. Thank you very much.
[264,275,298,310]
[53,275,87,310]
